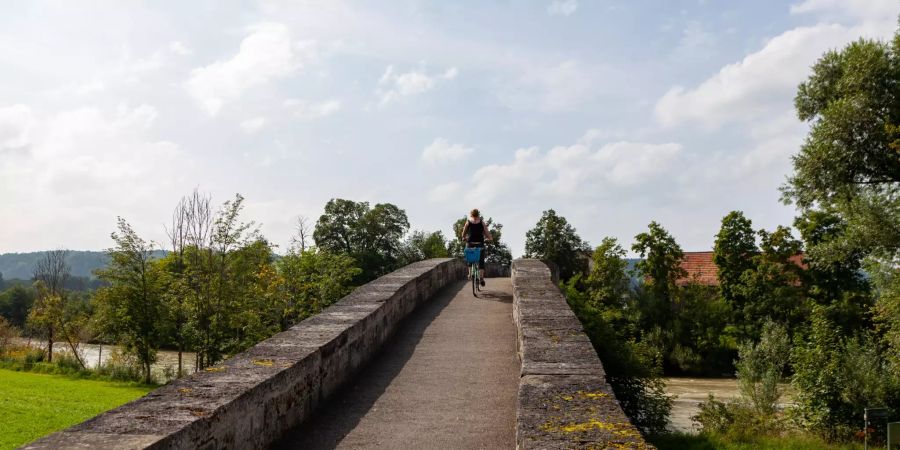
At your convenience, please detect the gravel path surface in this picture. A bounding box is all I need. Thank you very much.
[274,278,519,449]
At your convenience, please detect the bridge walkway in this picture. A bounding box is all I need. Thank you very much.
[273,278,519,449]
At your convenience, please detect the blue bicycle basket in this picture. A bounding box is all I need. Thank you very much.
[464,247,481,264]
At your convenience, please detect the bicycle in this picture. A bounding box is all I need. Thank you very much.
[464,246,482,297]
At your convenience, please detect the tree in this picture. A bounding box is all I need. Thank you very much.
[784,31,900,263]
[314,199,410,282]
[291,216,313,252]
[735,320,790,418]
[734,226,807,339]
[564,272,673,434]
[0,285,35,328]
[449,217,513,267]
[29,250,72,363]
[713,211,758,310]
[94,218,165,384]
[398,230,449,266]
[792,307,897,439]
[632,221,685,310]
[524,209,590,280]
[276,248,360,330]
[794,209,872,333]
[586,238,630,309]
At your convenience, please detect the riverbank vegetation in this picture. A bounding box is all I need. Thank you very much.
[524,26,900,448]
[0,368,154,450]
[0,196,511,386]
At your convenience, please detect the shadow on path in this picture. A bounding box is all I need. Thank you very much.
[475,285,512,304]
[272,281,459,449]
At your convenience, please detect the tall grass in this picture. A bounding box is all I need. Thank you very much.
[0,345,153,384]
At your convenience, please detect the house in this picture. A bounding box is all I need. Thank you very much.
[676,251,806,287]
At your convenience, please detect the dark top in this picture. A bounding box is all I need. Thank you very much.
[467,220,485,243]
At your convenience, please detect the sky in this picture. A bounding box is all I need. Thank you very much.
[0,0,898,257]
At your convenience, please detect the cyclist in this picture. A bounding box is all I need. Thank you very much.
[461,208,493,286]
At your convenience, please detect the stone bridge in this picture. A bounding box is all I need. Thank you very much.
[25,259,650,449]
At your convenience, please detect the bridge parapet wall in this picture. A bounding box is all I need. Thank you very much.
[511,259,651,449]
[25,258,466,450]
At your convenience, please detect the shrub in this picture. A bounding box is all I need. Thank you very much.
[95,350,145,383]
[737,320,790,418]
[693,394,734,434]
[791,307,897,440]
[0,316,18,353]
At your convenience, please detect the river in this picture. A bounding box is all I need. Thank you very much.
[14,339,197,380]
[665,377,795,432]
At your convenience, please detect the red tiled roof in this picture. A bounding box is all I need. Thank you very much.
[676,251,807,286]
[677,251,719,286]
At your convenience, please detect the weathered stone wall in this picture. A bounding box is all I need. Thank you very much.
[484,262,511,278]
[511,259,651,449]
[25,258,466,450]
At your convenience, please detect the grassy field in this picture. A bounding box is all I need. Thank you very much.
[0,369,155,449]
[651,432,866,450]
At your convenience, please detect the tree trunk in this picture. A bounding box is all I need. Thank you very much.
[63,333,86,369]
[177,341,183,378]
[47,327,53,363]
[98,344,102,368]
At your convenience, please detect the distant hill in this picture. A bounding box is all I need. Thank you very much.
[0,250,166,281]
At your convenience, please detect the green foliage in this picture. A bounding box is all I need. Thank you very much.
[794,210,872,334]
[585,238,630,308]
[398,230,449,266]
[0,316,17,353]
[693,394,736,434]
[790,307,898,440]
[870,263,900,374]
[666,282,734,374]
[275,248,360,329]
[784,33,900,263]
[93,218,165,384]
[714,211,757,310]
[563,242,673,434]
[449,217,513,267]
[632,221,685,309]
[733,227,806,339]
[650,430,866,450]
[314,198,410,282]
[0,285,35,328]
[524,209,590,280]
[736,321,790,418]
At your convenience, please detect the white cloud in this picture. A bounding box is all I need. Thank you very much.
[790,0,899,22]
[283,98,341,119]
[0,104,34,151]
[376,65,458,107]
[187,23,311,115]
[547,0,578,16]
[239,117,266,133]
[169,41,192,56]
[497,60,596,112]
[428,182,461,202]
[465,140,683,205]
[672,21,716,60]
[654,2,899,129]
[0,103,189,250]
[656,24,857,129]
[421,138,474,165]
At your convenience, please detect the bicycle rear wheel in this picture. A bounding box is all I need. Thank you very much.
[471,265,477,296]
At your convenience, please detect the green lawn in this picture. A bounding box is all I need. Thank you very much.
[651,432,865,450]
[0,369,155,449]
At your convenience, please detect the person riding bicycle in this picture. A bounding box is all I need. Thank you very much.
[461,208,493,286]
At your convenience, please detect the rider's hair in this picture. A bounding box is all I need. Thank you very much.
[470,208,480,218]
